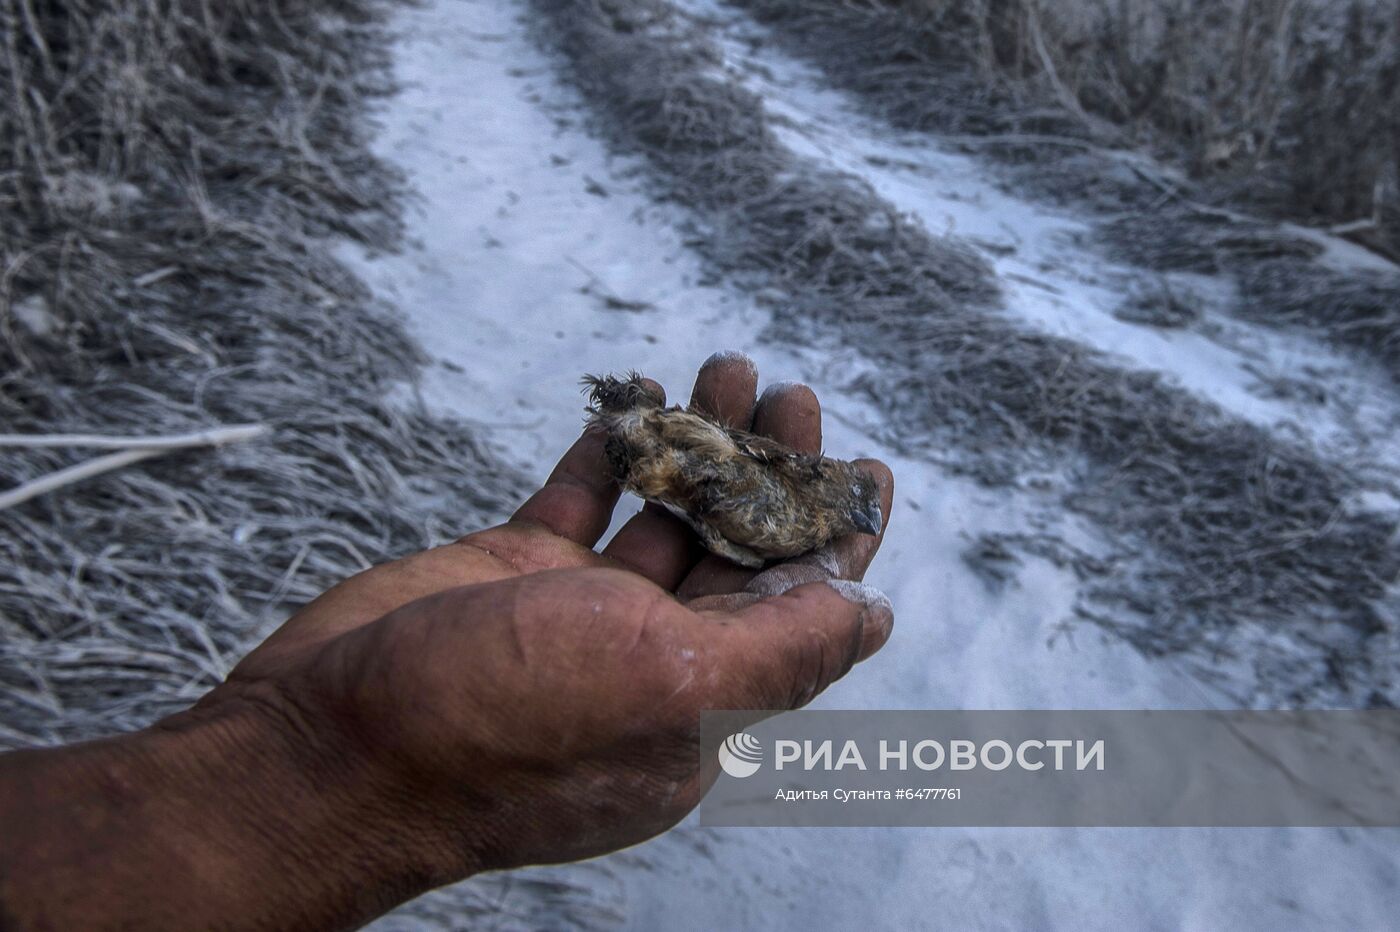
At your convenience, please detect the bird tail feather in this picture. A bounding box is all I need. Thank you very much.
[581,372,664,415]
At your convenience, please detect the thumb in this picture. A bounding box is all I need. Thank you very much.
[698,581,894,711]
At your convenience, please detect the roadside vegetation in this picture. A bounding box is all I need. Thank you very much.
[912,0,1399,259]
[0,0,523,745]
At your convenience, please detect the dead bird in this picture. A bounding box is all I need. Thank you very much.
[583,372,883,567]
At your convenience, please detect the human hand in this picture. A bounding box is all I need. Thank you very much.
[0,353,893,931]
[236,352,893,654]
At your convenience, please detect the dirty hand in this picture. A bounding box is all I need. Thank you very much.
[0,353,893,931]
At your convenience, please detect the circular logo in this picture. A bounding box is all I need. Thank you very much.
[718,732,763,779]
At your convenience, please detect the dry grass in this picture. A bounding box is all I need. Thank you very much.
[895,0,1400,255]
[0,0,526,746]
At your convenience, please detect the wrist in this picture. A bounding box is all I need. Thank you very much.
[0,684,475,930]
[149,684,477,924]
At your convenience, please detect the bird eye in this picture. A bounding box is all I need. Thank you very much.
[850,483,860,495]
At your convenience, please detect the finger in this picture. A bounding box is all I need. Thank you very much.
[600,353,757,588]
[699,581,894,711]
[601,502,706,589]
[690,350,759,427]
[752,380,822,452]
[677,381,824,599]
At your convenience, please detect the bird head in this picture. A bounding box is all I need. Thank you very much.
[828,462,882,537]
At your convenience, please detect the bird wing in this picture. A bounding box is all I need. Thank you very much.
[671,405,821,473]
[731,430,792,462]
[727,426,821,472]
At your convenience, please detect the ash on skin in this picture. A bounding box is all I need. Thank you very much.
[583,373,883,567]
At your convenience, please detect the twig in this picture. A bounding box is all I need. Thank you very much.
[1330,218,1378,236]
[0,424,269,511]
[0,424,268,450]
[1022,1,1095,134]
[0,449,165,511]
[132,265,180,288]
[564,255,655,312]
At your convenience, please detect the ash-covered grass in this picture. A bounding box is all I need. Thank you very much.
[1095,209,1400,379]
[0,0,526,745]
[727,0,1400,386]
[735,0,1400,253]
[528,0,1399,705]
[1097,210,1325,275]
[1235,261,1400,376]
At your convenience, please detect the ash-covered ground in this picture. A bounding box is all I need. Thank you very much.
[4,0,1399,928]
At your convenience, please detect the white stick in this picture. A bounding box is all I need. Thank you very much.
[0,449,164,511]
[0,424,268,450]
[0,424,269,511]
[1331,218,1378,236]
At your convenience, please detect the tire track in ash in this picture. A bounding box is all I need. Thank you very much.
[527,0,1399,707]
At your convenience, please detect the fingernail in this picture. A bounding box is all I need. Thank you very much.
[826,579,892,614]
[757,380,812,406]
[703,350,757,378]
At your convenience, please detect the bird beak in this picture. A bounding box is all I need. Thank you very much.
[850,500,883,536]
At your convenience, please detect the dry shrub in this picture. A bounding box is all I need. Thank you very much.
[899,0,1400,254]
